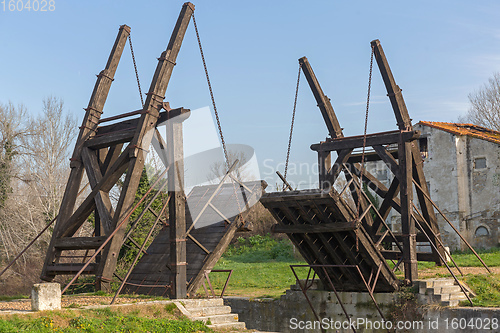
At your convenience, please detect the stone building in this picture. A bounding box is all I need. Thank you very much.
[364,122,500,251]
[413,121,500,250]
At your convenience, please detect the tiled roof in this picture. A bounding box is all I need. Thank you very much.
[417,121,500,145]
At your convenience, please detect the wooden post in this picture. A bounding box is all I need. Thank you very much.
[371,38,445,270]
[167,118,187,299]
[399,138,417,282]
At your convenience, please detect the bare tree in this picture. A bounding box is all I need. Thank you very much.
[0,102,30,207]
[460,72,500,131]
[208,149,251,183]
[21,96,77,220]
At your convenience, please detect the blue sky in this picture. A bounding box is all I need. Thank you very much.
[1,1,500,189]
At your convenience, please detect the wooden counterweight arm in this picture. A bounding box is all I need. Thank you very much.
[299,56,344,139]
[370,39,412,131]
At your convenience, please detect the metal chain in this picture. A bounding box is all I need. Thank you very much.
[283,64,302,190]
[192,13,245,223]
[355,45,375,219]
[192,13,229,170]
[128,34,144,108]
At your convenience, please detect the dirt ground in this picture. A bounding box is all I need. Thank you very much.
[416,266,495,278]
[0,295,154,312]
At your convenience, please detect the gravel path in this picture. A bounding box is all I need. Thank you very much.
[0,295,155,312]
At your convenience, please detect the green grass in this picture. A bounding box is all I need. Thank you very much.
[461,274,500,307]
[451,247,500,267]
[207,235,307,298]
[0,295,28,302]
[0,303,212,333]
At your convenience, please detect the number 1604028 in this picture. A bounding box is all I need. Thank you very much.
[2,0,55,11]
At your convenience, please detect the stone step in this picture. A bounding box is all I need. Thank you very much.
[188,305,232,317]
[193,313,240,325]
[207,321,246,330]
[441,299,460,307]
[440,292,468,301]
[181,298,224,309]
[436,285,462,294]
[425,285,463,296]
[417,278,455,292]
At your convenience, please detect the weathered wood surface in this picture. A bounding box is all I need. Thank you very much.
[41,25,131,281]
[96,2,194,291]
[124,180,266,296]
[260,190,399,292]
[310,130,420,152]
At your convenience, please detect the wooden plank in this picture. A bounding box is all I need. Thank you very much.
[46,263,98,274]
[55,237,107,250]
[84,130,135,149]
[278,205,345,287]
[311,130,419,152]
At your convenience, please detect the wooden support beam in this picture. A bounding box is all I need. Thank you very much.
[350,163,388,198]
[41,24,131,281]
[168,117,187,299]
[381,250,436,262]
[96,2,194,292]
[299,57,343,139]
[84,130,135,149]
[57,147,130,238]
[81,148,115,235]
[271,222,359,234]
[54,237,108,250]
[323,149,353,190]
[311,130,419,152]
[100,144,124,175]
[400,140,418,282]
[371,39,413,131]
[347,150,398,164]
[372,145,401,180]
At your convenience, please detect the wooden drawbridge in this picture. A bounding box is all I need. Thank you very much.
[261,41,450,293]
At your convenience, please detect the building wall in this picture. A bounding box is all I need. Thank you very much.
[408,124,499,250]
[363,124,500,251]
[464,134,500,249]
